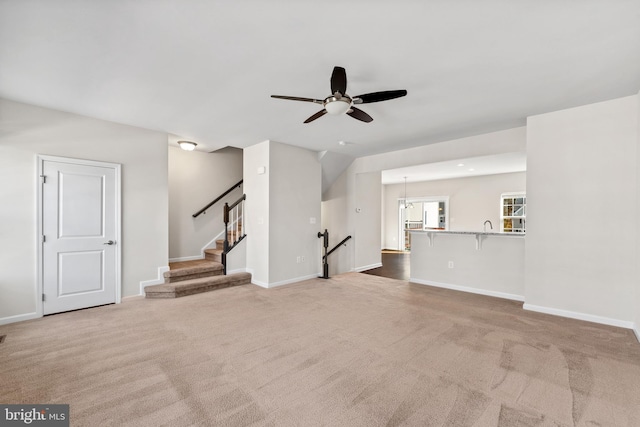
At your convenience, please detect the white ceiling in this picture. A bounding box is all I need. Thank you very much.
[1,1,639,159]
[381,152,527,185]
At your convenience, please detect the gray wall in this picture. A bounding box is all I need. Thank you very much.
[245,140,321,286]
[0,99,169,323]
[382,172,526,249]
[168,146,243,260]
[525,95,638,326]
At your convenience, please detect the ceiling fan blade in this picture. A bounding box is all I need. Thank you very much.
[353,90,407,104]
[330,66,347,96]
[347,107,373,123]
[304,109,328,123]
[271,95,324,105]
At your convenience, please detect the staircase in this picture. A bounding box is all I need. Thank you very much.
[145,182,248,299]
[144,258,251,298]
[203,229,242,264]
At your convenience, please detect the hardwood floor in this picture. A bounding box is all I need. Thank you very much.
[362,251,410,280]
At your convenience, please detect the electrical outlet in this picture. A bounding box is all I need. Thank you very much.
[448,261,454,269]
[296,256,301,263]
[301,256,305,262]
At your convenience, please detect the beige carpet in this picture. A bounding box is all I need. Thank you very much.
[1,273,639,426]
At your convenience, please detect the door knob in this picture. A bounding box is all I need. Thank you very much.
[103,240,115,245]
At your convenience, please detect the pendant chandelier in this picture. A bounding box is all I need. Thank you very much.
[403,177,413,209]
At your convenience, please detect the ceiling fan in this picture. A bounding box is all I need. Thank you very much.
[271,66,407,123]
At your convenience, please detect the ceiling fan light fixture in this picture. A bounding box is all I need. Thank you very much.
[324,98,351,115]
[178,141,197,151]
[270,66,407,123]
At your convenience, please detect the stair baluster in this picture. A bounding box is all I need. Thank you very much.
[222,194,246,274]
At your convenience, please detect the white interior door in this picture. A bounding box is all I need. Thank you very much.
[41,158,120,315]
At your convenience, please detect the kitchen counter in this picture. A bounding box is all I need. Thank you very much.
[409,230,525,301]
[413,229,525,236]
[412,229,524,250]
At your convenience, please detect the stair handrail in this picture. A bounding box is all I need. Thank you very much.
[324,235,352,259]
[222,194,246,274]
[192,179,243,218]
[317,229,352,279]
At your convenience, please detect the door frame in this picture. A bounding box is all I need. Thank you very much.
[36,155,122,317]
[397,196,450,251]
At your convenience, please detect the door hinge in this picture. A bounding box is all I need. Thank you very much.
[42,294,46,302]
[40,175,47,184]
[42,235,46,243]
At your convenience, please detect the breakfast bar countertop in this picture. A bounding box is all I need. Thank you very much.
[411,229,525,237]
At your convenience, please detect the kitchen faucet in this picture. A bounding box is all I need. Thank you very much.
[483,220,493,232]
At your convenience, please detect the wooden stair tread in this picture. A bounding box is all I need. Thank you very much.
[145,272,251,298]
[163,260,223,283]
[169,259,219,270]
[204,248,223,263]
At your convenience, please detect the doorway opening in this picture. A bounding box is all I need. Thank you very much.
[399,196,449,251]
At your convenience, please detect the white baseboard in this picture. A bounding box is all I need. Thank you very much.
[251,273,321,289]
[0,311,40,326]
[251,279,268,288]
[139,266,170,295]
[226,267,248,275]
[168,255,203,263]
[523,303,635,329]
[633,325,640,343]
[355,262,382,272]
[410,278,525,302]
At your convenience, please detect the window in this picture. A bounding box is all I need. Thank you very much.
[501,193,526,233]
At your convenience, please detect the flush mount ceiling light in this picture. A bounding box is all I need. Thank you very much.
[178,141,197,151]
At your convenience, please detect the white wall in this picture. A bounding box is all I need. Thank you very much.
[525,95,638,327]
[637,90,640,339]
[168,146,243,260]
[322,127,527,274]
[244,141,321,287]
[0,99,169,323]
[244,141,270,285]
[269,142,322,284]
[321,168,353,276]
[354,172,382,271]
[382,172,526,249]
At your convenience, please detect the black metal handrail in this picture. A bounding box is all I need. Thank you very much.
[223,194,246,223]
[317,229,352,279]
[192,179,243,218]
[324,235,352,259]
[221,194,246,274]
